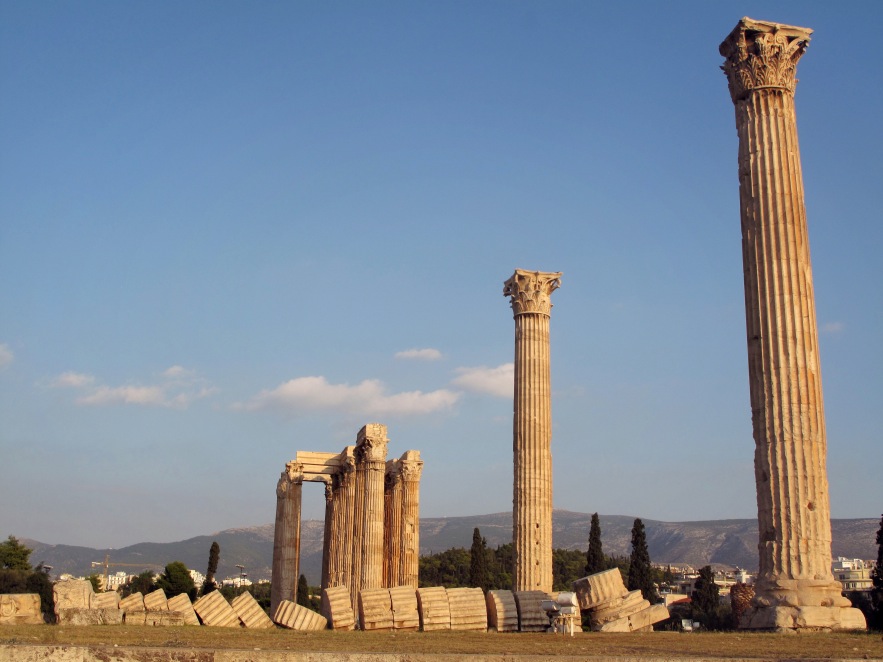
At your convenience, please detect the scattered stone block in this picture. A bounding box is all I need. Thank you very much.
[446,587,487,631]
[144,611,185,626]
[514,590,551,632]
[120,592,146,625]
[273,600,327,631]
[91,592,120,610]
[416,586,450,631]
[167,594,200,626]
[486,590,518,632]
[358,588,393,631]
[56,607,123,626]
[321,585,355,630]
[232,592,274,629]
[389,586,419,631]
[572,569,626,610]
[193,590,240,627]
[143,589,169,611]
[53,579,94,615]
[0,594,44,625]
[596,603,670,632]
[589,590,647,627]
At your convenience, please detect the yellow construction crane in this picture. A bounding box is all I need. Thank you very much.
[90,554,162,590]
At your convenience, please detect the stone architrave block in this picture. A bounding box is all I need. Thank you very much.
[572,569,627,610]
[389,586,419,631]
[446,588,487,631]
[144,611,185,626]
[589,590,648,627]
[273,600,327,631]
[53,579,94,615]
[167,594,200,626]
[91,592,120,610]
[0,594,44,625]
[514,591,551,632]
[358,588,393,631]
[416,586,450,631]
[56,608,123,626]
[486,590,518,632]
[143,589,169,611]
[321,586,355,630]
[193,590,241,627]
[596,603,670,633]
[232,592,274,629]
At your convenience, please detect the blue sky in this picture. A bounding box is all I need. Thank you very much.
[1,1,880,549]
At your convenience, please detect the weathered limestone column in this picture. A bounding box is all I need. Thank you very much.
[383,459,403,588]
[321,479,334,590]
[355,424,389,595]
[330,447,356,590]
[720,18,865,631]
[503,269,561,594]
[399,450,423,588]
[270,461,303,617]
[349,442,368,608]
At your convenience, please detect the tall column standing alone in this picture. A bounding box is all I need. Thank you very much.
[720,17,865,630]
[355,424,389,596]
[399,450,424,588]
[270,461,303,617]
[504,269,561,593]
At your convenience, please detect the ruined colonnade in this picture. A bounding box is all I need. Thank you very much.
[720,17,865,630]
[270,423,423,617]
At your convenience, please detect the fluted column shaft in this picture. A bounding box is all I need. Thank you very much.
[383,461,403,587]
[333,449,356,591]
[399,451,423,588]
[270,461,303,616]
[504,269,561,593]
[321,480,334,590]
[721,18,863,630]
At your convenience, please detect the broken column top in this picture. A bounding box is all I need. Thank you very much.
[503,270,562,317]
[719,17,812,102]
[356,423,389,462]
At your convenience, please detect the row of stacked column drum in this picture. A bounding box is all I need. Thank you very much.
[322,584,557,632]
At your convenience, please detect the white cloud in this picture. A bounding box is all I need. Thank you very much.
[49,365,217,409]
[395,348,442,361]
[452,363,514,398]
[50,372,96,388]
[821,321,845,335]
[238,376,460,416]
[0,343,13,369]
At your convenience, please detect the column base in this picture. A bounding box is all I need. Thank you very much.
[740,605,867,631]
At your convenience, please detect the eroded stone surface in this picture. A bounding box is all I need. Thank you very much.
[53,579,93,614]
[56,607,122,626]
[231,591,274,629]
[193,590,240,628]
[0,594,43,625]
[167,593,200,626]
[273,600,327,631]
[321,585,355,630]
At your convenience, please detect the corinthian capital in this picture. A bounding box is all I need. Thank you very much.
[356,423,389,463]
[276,461,304,496]
[719,17,812,102]
[504,269,562,317]
[400,450,424,482]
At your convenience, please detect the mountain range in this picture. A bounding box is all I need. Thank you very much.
[21,512,878,587]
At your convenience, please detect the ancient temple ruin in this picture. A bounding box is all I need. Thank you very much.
[270,423,423,617]
[504,269,561,593]
[720,18,865,631]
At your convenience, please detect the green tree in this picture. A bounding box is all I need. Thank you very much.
[627,518,658,604]
[296,574,310,607]
[201,541,220,595]
[871,513,883,630]
[691,566,719,616]
[26,563,54,622]
[469,528,488,591]
[0,535,33,571]
[585,513,605,575]
[86,573,102,593]
[156,562,196,600]
[121,570,156,598]
[553,549,587,591]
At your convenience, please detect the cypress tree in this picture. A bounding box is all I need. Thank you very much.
[469,527,488,591]
[201,541,220,595]
[627,518,658,603]
[691,565,720,621]
[871,513,883,630]
[585,513,605,575]
[296,574,310,607]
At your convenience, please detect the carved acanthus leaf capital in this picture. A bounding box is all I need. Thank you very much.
[356,423,389,463]
[400,451,424,482]
[503,269,562,317]
[719,17,812,102]
[276,461,304,497]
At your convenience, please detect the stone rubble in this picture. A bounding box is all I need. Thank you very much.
[573,569,669,632]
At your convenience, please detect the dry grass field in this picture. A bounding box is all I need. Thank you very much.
[0,625,881,659]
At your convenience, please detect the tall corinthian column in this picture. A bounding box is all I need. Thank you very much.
[720,18,865,631]
[321,479,334,590]
[399,450,423,588]
[355,424,389,596]
[504,269,561,593]
[383,460,403,588]
[270,461,303,616]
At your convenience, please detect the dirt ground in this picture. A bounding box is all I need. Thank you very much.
[1,625,881,659]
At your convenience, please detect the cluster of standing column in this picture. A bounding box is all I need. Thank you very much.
[270,423,423,617]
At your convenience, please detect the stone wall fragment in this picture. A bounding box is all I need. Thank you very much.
[53,579,93,615]
[0,594,44,625]
[56,608,123,626]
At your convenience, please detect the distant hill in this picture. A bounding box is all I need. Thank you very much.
[20,512,878,587]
